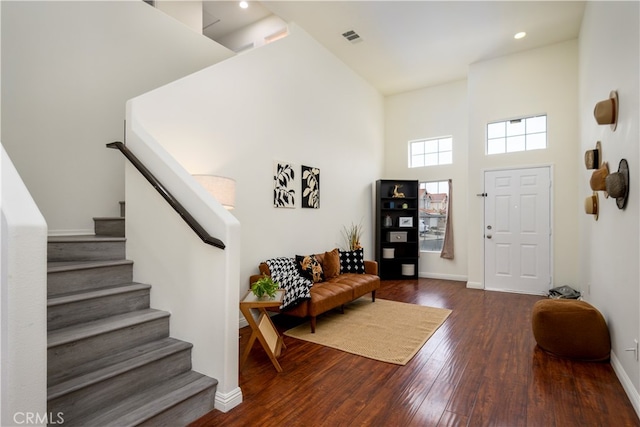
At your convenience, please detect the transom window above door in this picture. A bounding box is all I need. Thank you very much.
[409,136,453,168]
[486,114,547,155]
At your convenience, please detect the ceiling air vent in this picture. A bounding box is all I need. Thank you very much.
[342,30,363,44]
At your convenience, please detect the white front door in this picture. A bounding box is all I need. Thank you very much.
[484,167,551,295]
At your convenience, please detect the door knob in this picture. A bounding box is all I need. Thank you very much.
[486,235,492,239]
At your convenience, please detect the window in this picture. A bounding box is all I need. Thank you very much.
[419,180,449,252]
[487,114,547,155]
[409,136,453,168]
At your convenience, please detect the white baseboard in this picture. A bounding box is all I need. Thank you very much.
[48,228,94,236]
[466,281,483,289]
[610,351,640,418]
[215,387,243,412]
[419,272,467,282]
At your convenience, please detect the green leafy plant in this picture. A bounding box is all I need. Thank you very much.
[342,221,363,251]
[251,275,279,299]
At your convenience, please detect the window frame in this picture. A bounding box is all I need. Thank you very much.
[486,114,547,155]
[418,180,449,253]
[408,136,453,168]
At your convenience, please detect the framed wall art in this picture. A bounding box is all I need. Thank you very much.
[399,217,413,227]
[273,162,295,208]
[301,165,320,209]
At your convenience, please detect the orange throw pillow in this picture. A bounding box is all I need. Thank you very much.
[323,248,340,280]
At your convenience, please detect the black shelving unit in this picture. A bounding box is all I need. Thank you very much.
[375,180,419,279]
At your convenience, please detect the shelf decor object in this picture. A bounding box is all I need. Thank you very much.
[399,217,413,227]
[375,180,419,279]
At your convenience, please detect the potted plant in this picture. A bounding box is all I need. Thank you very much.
[251,275,279,300]
[342,221,363,251]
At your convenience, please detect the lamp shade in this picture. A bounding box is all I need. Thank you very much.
[193,174,236,209]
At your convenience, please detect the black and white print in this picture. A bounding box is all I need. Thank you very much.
[301,165,320,209]
[273,162,295,208]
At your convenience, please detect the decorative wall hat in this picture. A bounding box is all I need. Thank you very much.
[584,141,602,170]
[584,192,599,220]
[593,90,618,131]
[589,163,609,194]
[605,158,629,210]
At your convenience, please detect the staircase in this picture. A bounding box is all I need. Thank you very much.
[47,213,217,426]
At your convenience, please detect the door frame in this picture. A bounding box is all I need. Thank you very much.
[481,164,554,294]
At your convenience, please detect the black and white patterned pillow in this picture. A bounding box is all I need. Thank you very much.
[339,248,365,274]
[296,254,324,283]
[265,257,312,309]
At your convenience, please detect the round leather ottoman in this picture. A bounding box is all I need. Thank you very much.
[532,299,610,362]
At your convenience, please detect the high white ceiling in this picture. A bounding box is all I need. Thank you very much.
[204,1,586,96]
[203,1,273,40]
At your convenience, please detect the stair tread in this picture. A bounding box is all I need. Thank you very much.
[48,309,169,348]
[47,283,151,307]
[48,235,126,243]
[47,259,133,273]
[93,216,125,220]
[48,337,192,398]
[74,371,217,427]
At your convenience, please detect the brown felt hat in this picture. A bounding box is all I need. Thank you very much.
[605,158,629,210]
[584,192,599,220]
[593,90,618,131]
[589,163,609,192]
[584,141,601,170]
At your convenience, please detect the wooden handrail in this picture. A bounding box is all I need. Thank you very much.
[107,141,225,250]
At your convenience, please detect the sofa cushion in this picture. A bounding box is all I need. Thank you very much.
[308,281,355,316]
[296,254,324,283]
[339,248,365,274]
[334,273,380,298]
[322,248,340,280]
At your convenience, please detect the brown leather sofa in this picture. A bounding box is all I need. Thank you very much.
[249,250,380,333]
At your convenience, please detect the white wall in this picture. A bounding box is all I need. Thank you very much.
[1,144,47,427]
[217,14,289,52]
[1,1,233,235]
[578,1,639,412]
[467,40,580,290]
[384,80,468,281]
[155,0,203,34]
[127,22,384,310]
[123,120,242,410]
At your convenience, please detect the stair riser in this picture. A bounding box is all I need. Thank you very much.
[48,317,169,377]
[48,349,192,425]
[48,289,150,331]
[138,384,217,427]
[48,241,125,262]
[48,264,133,297]
[94,219,125,237]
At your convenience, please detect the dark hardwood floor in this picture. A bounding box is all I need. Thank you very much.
[190,279,639,426]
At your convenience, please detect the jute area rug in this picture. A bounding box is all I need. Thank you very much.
[284,298,452,365]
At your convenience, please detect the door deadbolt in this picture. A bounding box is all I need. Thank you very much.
[487,225,492,230]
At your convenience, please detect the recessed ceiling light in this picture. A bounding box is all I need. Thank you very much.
[239,1,248,9]
[514,32,527,40]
